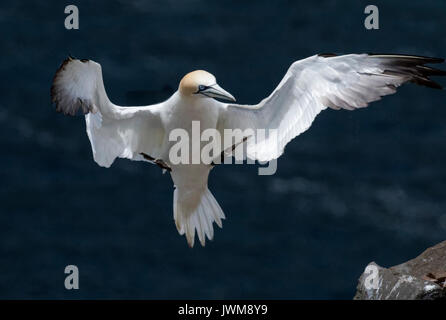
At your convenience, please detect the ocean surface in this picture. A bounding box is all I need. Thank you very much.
[1,0,446,299]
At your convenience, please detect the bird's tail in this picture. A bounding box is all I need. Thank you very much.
[173,187,225,247]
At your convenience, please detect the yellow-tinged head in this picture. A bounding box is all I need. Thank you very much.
[178,70,236,102]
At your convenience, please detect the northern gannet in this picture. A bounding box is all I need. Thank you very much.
[51,53,445,247]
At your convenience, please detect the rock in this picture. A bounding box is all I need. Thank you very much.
[354,240,446,300]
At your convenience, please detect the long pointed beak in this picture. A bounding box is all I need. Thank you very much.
[202,84,236,102]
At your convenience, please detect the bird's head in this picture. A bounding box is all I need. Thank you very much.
[179,70,236,102]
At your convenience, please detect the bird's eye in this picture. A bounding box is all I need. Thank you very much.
[198,85,206,91]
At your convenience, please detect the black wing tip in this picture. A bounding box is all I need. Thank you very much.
[318,53,338,58]
[51,55,93,116]
[61,54,89,65]
[367,53,445,64]
[50,59,71,103]
[319,52,445,64]
[368,53,445,90]
[416,65,446,76]
[411,77,443,90]
[53,97,94,116]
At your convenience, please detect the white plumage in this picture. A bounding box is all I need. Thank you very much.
[51,53,445,247]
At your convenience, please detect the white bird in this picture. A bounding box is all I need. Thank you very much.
[51,53,445,247]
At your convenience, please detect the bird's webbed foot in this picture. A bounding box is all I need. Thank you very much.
[140,153,172,172]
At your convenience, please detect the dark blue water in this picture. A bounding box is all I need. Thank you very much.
[1,0,446,299]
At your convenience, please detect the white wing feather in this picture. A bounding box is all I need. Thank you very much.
[218,54,444,162]
[51,58,165,167]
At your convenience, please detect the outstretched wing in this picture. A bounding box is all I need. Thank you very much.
[217,53,445,162]
[51,57,166,167]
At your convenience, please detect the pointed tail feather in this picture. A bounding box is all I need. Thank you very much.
[173,187,225,247]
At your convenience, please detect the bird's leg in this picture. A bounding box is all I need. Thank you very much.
[211,151,225,167]
[140,153,172,172]
[154,159,172,172]
[211,136,248,166]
